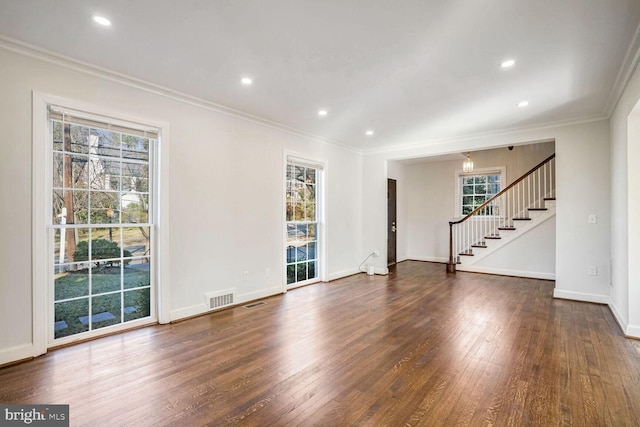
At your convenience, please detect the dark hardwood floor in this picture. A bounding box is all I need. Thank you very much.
[2,261,640,426]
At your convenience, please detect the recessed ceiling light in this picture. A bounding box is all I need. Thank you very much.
[93,15,111,26]
[241,77,252,85]
[365,130,374,136]
[501,59,516,68]
[318,110,328,116]
[518,100,529,107]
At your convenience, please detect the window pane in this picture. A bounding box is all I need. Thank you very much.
[92,264,122,294]
[475,184,487,194]
[53,190,89,225]
[70,125,90,153]
[308,241,317,261]
[89,192,120,224]
[286,202,295,221]
[122,227,150,259]
[308,261,316,279]
[296,245,307,262]
[306,169,316,184]
[287,264,296,284]
[54,262,91,300]
[286,245,296,263]
[124,261,150,290]
[296,224,308,240]
[52,121,63,151]
[91,293,122,330]
[294,166,305,183]
[296,263,307,282]
[55,298,89,339]
[122,195,149,223]
[122,163,148,192]
[124,288,151,321]
[93,129,121,159]
[122,135,149,161]
[304,203,315,221]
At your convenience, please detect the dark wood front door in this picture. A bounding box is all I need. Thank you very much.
[387,178,397,266]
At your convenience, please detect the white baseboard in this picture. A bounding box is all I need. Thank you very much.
[553,289,609,304]
[458,265,555,280]
[328,268,361,281]
[169,303,209,322]
[407,256,448,263]
[169,285,285,322]
[608,298,628,334]
[238,285,284,302]
[626,324,640,339]
[0,344,34,366]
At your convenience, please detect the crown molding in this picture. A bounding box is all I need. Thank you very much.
[364,114,607,156]
[0,35,362,155]
[604,21,640,117]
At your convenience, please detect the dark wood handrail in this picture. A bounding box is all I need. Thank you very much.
[449,153,555,226]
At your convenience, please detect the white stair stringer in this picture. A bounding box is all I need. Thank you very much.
[456,200,555,273]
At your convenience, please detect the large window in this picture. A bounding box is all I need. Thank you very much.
[50,106,157,341]
[459,171,501,216]
[285,158,322,286]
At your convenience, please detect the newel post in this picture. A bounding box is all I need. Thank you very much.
[447,221,456,273]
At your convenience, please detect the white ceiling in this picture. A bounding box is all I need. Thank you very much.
[1,0,639,151]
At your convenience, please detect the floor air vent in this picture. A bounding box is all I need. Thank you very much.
[244,301,267,309]
[205,289,236,310]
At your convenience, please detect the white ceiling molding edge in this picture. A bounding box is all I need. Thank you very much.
[364,114,607,157]
[604,21,640,117]
[0,35,362,155]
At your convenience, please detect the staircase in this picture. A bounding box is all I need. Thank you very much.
[447,154,555,273]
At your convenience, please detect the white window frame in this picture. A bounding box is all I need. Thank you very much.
[32,92,170,355]
[283,151,327,290]
[454,166,506,219]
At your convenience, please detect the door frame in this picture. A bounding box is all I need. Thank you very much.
[387,178,397,266]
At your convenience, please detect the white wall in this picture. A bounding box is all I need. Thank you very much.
[401,143,555,263]
[610,58,640,337]
[471,215,556,278]
[0,44,363,364]
[363,120,611,302]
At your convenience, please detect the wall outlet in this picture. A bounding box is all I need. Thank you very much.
[587,265,597,276]
[373,250,380,257]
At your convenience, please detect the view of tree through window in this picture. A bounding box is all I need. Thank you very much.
[285,162,319,285]
[51,115,155,339]
[461,173,501,215]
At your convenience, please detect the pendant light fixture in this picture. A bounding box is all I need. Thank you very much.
[463,153,474,173]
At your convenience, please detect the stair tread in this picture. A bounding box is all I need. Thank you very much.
[498,227,516,230]
[544,197,556,201]
[459,250,474,256]
[512,217,532,221]
[485,235,501,240]
[471,244,487,248]
[528,208,548,211]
